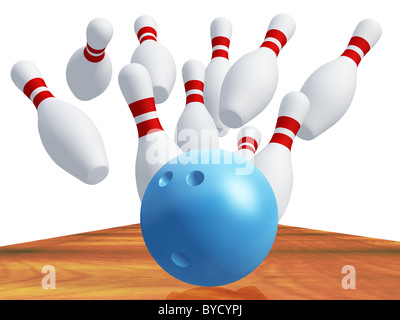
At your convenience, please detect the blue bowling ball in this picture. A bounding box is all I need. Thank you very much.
[140,149,278,287]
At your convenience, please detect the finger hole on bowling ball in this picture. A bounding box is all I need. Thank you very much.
[158,171,173,187]
[171,252,189,268]
[186,171,205,186]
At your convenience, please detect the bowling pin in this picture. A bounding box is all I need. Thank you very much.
[175,59,219,152]
[204,17,232,137]
[66,18,113,101]
[254,92,309,220]
[236,126,261,161]
[118,63,182,200]
[298,19,382,140]
[220,13,296,128]
[131,15,176,104]
[11,60,109,184]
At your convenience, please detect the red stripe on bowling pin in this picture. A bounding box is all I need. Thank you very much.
[260,29,288,56]
[23,78,55,109]
[128,97,164,138]
[269,116,301,151]
[341,36,371,66]
[184,79,204,105]
[211,36,230,59]
[83,43,106,63]
[238,136,259,154]
[236,126,261,160]
[137,26,157,43]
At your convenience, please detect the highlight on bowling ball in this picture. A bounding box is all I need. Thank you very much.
[140,149,278,287]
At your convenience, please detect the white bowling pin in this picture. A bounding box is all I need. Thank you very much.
[220,13,296,128]
[236,126,261,161]
[204,17,232,137]
[131,15,176,104]
[66,18,113,101]
[175,59,219,152]
[118,63,182,200]
[298,19,382,140]
[254,92,309,220]
[11,60,109,184]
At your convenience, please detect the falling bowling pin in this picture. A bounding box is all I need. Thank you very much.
[254,92,309,220]
[175,59,219,152]
[11,60,109,184]
[204,17,232,137]
[236,126,261,161]
[131,15,176,104]
[66,18,113,101]
[118,63,182,200]
[220,13,296,128]
[298,19,382,140]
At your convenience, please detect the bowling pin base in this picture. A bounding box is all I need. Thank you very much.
[218,127,229,137]
[153,86,169,105]
[297,126,316,141]
[220,109,243,128]
[84,165,109,185]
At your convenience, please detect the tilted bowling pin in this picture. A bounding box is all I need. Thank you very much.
[11,60,109,184]
[175,59,219,152]
[66,18,113,101]
[236,126,261,161]
[298,19,382,140]
[204,17,232,137]
[131,15,176,104]
[254,92,309,220]
[118,63,182,200]
[220,13,296,128]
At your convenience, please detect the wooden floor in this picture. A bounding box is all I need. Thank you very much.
[0,224,399,300]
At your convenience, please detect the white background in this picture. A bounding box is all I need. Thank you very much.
[0,0,399,246]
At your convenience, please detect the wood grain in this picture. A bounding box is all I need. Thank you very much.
[0,224,399,300]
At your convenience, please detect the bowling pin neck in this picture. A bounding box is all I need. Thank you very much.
[118,63,164,138]
[238,136,259,154]
[137,26,158,43]
[184,80,204,106]
[84,43,106,63]
[341,19,381,67]
[211,36,230,60]
[129,96,164,138]
[237,126,261,154]
[260,29,288,56]
[134,15,158,43]
[341,36,371,66]
[23,77,55,109]
[269,116,301,151]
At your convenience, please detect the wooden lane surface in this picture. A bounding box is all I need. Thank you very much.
[0,224,399,300]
